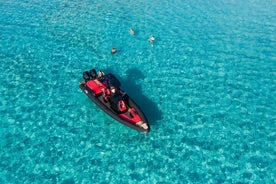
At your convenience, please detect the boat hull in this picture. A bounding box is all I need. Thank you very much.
[79,83,150,133]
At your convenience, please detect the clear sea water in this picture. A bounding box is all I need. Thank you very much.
[0,0,275,183]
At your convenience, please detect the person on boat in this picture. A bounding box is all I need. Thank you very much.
[97,70,104,78]
[128,108,148,129]
[111,46,117,54]
[110,86,116,94]
[103,85,117,102]
[80,81,86,85]
[93,70,105,87]
[102,87,110,102]
[129,28,135,35]
[148,35,155,43]
[138,121,148,129]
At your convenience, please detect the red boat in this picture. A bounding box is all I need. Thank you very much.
[79,69,150,133]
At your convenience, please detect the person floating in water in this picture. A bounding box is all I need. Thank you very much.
[148,35,155,43]
[111,46,117,54]
[129,28,135,35]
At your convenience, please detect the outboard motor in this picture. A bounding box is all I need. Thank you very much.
[89,69,97,79]
[83,71,90,81]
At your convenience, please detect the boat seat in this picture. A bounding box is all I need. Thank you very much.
[86,80,102,95]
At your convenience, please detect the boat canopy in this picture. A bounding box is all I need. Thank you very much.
[103,74,121,89]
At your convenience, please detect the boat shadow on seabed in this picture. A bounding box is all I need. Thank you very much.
[113,68,163,125]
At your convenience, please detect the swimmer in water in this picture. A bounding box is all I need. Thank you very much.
[148,35,155,43]
[111,46,117,54]
[129,28,135,35]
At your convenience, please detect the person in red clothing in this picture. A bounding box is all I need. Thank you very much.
[101,87,110,102]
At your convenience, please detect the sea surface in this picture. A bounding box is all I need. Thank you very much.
[0,0,275,183]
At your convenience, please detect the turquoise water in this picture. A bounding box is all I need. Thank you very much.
[1,0,275,183]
